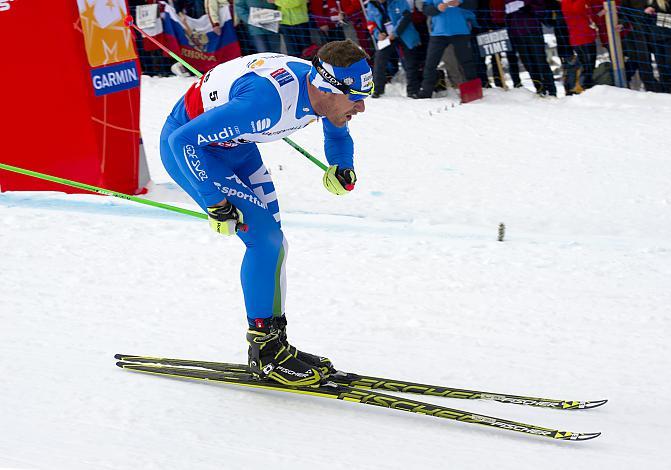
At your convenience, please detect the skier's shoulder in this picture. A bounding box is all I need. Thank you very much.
[221,53,308,93]
[242,53,312,84]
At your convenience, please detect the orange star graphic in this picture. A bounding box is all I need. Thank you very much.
[78,0,137,67]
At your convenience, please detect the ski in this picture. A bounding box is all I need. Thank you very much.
[114,354,607,410]
[115,361,601,441]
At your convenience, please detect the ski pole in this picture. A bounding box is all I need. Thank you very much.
[282,137,328,171]
[124,15,202,77]
[0,162,207,220]
[124,15,328,172]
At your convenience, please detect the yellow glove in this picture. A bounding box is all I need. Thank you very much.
[207,203,247,235]
[323,165,357,196]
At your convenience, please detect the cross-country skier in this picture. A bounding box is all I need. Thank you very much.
[160,40,373,387]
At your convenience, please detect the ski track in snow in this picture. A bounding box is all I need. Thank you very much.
[1,76,670,469]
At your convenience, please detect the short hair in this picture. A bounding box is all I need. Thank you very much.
[317,39,370,67]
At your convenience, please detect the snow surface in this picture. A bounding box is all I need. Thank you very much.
[1,78,671,470]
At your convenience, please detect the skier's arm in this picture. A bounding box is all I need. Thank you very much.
[321,118,357,195]
[322,118,354,169]
[167,78,281,207]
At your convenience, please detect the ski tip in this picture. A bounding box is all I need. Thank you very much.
[562,399,608,410]
[584,399,608,409]
[115,353,138,361]
[575,432,601,441]
[115,353,154,362]
[555,431,601,441]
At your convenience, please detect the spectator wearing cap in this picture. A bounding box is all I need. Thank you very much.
[366,0,423,97]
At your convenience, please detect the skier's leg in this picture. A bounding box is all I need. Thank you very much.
[229,146,328,384]
[160,137,323,385]
[160,113,209,209]
[226,145,288,322]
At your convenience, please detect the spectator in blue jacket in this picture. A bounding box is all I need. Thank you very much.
[415,0,479,98]
[367,0,424,97]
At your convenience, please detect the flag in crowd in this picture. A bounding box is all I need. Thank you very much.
[143,3,240,72]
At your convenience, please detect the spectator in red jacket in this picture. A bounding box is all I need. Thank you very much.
[561,0,599,90]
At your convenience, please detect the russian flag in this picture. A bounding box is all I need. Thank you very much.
[145,3,240,72]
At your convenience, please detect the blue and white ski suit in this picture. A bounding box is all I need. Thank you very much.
[160,53,355,324]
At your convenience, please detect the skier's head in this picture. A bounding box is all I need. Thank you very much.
[308,40,372,127]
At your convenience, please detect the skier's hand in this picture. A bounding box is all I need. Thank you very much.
[207,202,247,235]
[323,165,356,195]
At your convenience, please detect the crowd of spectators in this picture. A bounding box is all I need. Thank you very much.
[130,0,671,97]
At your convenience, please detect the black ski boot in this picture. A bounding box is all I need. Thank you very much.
[272,316,336,377]
[247,320,324,386]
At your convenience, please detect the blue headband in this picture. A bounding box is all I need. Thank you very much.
[309,57,374,101]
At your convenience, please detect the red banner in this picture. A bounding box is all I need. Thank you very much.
[0,0,147,195]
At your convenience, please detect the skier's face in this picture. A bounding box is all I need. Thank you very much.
[325,93,366,127]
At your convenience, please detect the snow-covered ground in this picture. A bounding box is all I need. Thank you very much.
[1,77,670,470]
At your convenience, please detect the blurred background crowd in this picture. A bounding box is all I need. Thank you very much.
[129,0,671,98]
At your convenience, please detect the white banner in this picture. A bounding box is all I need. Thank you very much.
[249,7,281,33]
[136,3,159,29]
